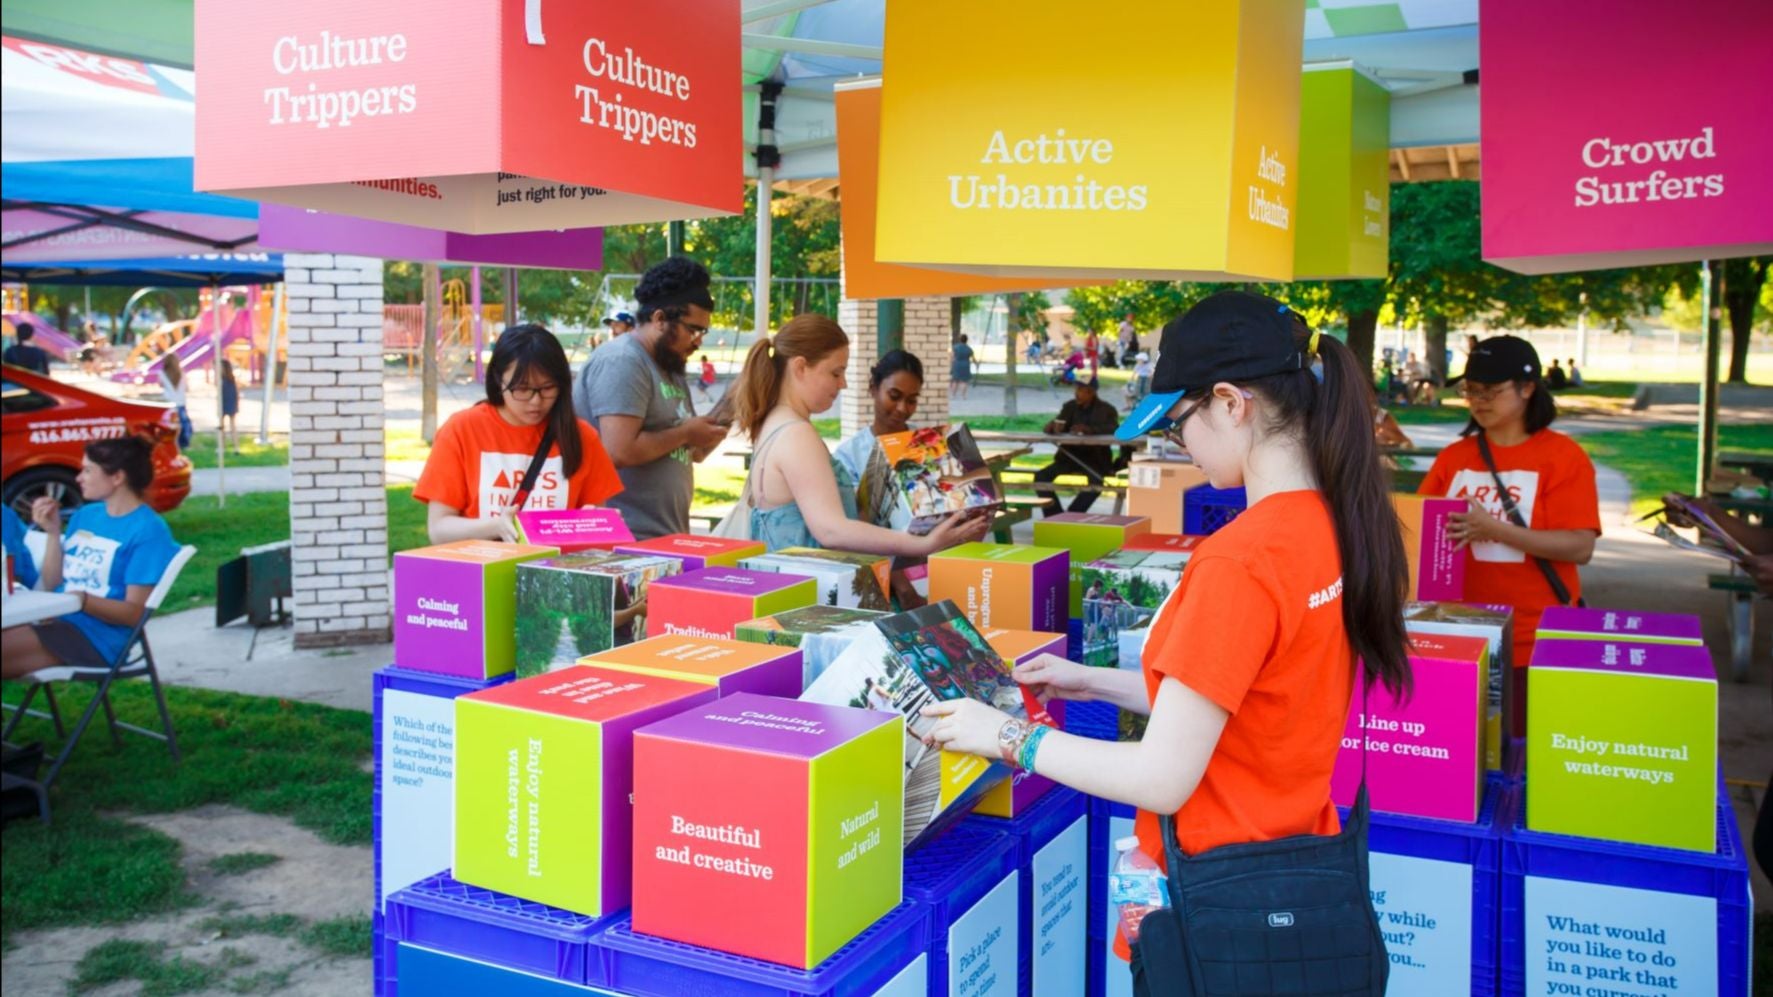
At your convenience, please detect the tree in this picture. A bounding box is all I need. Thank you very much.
[1386,180,1496,382]
[1721,257,1770,383]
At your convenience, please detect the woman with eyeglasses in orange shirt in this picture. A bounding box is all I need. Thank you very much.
[1419,335,1600,709]
[415,324,622,543]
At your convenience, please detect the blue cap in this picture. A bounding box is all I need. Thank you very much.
[603,311,636,326]
[1115,390,1185,441]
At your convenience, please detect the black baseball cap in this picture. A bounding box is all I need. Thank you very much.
[1116,291,1311,440]
[1451,335,1540,385]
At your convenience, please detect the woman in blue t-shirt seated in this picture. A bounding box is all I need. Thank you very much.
[1,436,180,678]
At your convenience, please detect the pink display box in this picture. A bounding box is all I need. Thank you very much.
[514,508,634,553]
[1332,632,1489,822]
[645,568,818,640]
[1480,0,1773,273]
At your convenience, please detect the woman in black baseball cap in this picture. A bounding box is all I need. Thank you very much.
[1420,335,1599,718]
[924,291,1412,968]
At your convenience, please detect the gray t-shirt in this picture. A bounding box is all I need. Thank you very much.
[574,334,695,539]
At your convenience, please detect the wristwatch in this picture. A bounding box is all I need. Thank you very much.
[996,719,1030,767]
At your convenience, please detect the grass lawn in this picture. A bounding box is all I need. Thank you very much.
[182,434,289,470]
[0,682,372,950]
[1578,423,1773,517]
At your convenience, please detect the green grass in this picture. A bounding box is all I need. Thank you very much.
[1578,423,1773,516]
[183,433,289,470]
[299,914,373,958]
[197,911,302,940]
[70,939,244,996]
[206,852,282,877]
[159,486,431,611]
[0,682,372,948]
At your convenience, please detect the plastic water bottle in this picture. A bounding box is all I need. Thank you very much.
[1109,836,1170,943]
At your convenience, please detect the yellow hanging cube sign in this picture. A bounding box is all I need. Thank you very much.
[876,0,1305,282]
[1294,64,1390,280]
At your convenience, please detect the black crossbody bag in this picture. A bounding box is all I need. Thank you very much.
[508,423,558,515]
[1474,432,1582,608]
[1130,686,1388,996]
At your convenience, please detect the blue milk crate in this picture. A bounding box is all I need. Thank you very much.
[1066,618,1084,661]
[1064,700,1120,742]
[1182,485,1246,536]
[599,901,929,997]
[397,943,624,995]
[906,822,1023,995]
[373,665,511,995]
[1498,788,1751,997]
[965,787,1091,997]
[386,872,620,988]
[374,910,395,997]
[1342,778,1505,996]
[397,936,631,993]
[1086,797,1138,997]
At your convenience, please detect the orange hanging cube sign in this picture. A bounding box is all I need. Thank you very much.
[193,0,741,233]
[835,80,1081,300]
[874,0,1305,282]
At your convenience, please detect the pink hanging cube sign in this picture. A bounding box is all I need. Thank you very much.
[1479,0,1773,273]
[193,0,741,233]
[1332,633,1489,823]
[258,205,603,269]
[513,508,634,553]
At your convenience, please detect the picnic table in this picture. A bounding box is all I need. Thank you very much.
[1716,451,1773,485]
[2,591,81,630]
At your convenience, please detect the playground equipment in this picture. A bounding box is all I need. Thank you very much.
[1,289,86,361]
[108,287,286,386]
[382,278,505,381]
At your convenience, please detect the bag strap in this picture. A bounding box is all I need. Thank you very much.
[510,422,559,515]
[1474,432,1580,607]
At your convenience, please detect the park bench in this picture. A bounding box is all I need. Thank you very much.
[1707,572,1759,683]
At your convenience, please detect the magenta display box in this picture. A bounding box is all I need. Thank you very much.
[514,508,635,553]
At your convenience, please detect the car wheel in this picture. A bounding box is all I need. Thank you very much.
[3,467,83,522]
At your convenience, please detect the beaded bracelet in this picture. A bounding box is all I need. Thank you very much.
[1017,724,1052,772]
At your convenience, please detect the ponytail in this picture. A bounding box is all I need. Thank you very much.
[1241,332,1412,698]
[731,314,850,441]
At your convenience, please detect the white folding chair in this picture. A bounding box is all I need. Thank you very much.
[2,545,196,808]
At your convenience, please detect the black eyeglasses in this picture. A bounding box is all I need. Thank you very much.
[1161,396,1210,447]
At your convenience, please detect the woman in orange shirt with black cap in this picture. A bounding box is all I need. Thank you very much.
[925,290,1412,986]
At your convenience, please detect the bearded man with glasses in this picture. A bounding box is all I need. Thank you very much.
[575,257,733,539]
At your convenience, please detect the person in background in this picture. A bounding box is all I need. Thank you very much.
[1119,312,1140,359]
[1024,332,1043,365]
[575,258,730,540]
[834,349,924,531]
[158,351,192,450]
[950,334,976,400]
[1131,351,1154,402]
[218,358,241,453]
[1033,378,1122,515]
[602,311,635,341]
[1,437,180,677]
[1084,326,1101,376]
[1566,357,1584,388]
[734,315,987,555]
[417,324,622,543]
[1546,358,1569,390]
[4,323,51,375]
[696,354,717,403]
[3,504,39,591]
[922,292,1412,976]
[1420,335,1599,677]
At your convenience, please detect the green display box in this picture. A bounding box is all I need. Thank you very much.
[1032,513,1152,615]
[513,553,680,678]
[453,666,718,914]
[1526,639,1718,852]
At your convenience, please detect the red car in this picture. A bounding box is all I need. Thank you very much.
[2,364,192,517]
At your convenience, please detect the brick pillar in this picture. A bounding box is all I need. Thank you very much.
[838,297,878,440]
[284,253,391,648]
[902,296,952,429]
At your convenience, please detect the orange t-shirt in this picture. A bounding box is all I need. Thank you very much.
[413,403,622,520]
[1418,429,1599,667]
[1135,489,1355,865]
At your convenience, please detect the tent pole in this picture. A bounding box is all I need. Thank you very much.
[213,284,226,508]
[1697,259,1721,496]
[259,281,283,445]
[472,266,485,383]
[753,81,783,340]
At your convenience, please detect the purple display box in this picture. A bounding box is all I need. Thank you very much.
[260,204,604,269]
[392,541,557,679]
[1535,606,1703,645]
[1527,638,1715,679]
